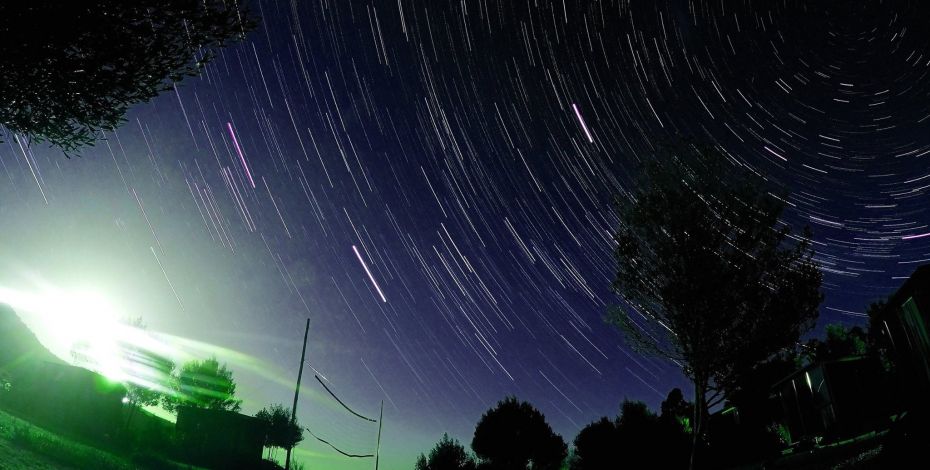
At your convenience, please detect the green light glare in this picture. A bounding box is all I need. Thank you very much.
[0,284,356,419]
[0,285,125,374]
[0,284,175,391]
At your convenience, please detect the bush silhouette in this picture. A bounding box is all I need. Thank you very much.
[471,397,567,470]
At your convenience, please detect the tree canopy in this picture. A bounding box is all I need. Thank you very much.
[0,1,256,152]
[608,142,823,465]
[415,433,476,470]
[471,397,566,470]
[163,357,242,413]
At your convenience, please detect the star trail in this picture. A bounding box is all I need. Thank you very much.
[2,1,930,468]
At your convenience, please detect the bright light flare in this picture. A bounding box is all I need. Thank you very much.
[0,286,172,388]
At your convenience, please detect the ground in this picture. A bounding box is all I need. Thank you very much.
[0,407,124,469]
[0,406,207,470]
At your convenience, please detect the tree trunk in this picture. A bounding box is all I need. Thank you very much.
[690,376,709,470]
[119,401,138,440]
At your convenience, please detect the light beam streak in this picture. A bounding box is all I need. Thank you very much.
[226,122,256,188]
[572,103,595,143]
[352,245,387,302]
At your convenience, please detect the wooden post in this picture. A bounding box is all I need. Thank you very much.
[286,318,310,470]
[375,400,383,470]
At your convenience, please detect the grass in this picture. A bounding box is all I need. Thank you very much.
[0,407,132,469]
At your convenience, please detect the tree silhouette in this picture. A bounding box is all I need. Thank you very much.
[570,417,617,470]
[163,357,242,413]
[255,404,303,460]
[571,398,691,470]
[657,390,694,468]
[660,388,694,433]
[121,347,175,430]
[608,142,823,468]
[415,433,476,470]
[802,323,868,363]
[471,397,567,470]
[615,400,664,468]
[0,1,256,152]
[118,317,175,422]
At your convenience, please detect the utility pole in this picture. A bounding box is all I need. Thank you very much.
[375,400,383,470]
[286,318,310,470]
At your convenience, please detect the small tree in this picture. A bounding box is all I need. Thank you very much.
[121,348,175,430]
[163,357,242,413]
[660,388,694,433]
[657,390,693,468]
[802,324,868,363]
[256,404,303,460]
[415,433,476,470]
[0,1,256,152]
[570,417,617,470]
[615,401,663,469]
[471,397,566,470]
[118,317,175,428]
[609,142,823,468]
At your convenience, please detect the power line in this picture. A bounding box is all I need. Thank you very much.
[305,427,374,459]
[315,374,377,422]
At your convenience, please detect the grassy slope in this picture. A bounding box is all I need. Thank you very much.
[0,407,132,470]
[0,436,75,470]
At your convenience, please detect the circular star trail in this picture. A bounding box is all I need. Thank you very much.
[2,1,930,468]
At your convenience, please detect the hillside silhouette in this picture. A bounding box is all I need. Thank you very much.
[0,303,64,376]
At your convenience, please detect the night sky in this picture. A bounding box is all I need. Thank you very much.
[2,1,930,468]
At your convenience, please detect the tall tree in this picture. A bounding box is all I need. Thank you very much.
[0,1,256,152]
[163,357,242,413]
[415,433,477,470]
[471,397,566,470]
[608,142,822,468]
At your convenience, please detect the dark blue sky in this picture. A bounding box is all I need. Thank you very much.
[2,1,929,467]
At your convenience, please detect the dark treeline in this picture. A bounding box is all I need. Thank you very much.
[415,309,926,470]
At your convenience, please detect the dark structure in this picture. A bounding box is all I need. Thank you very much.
[872,265,930,408]
[769,356,887,444]
[175,406,267,469]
